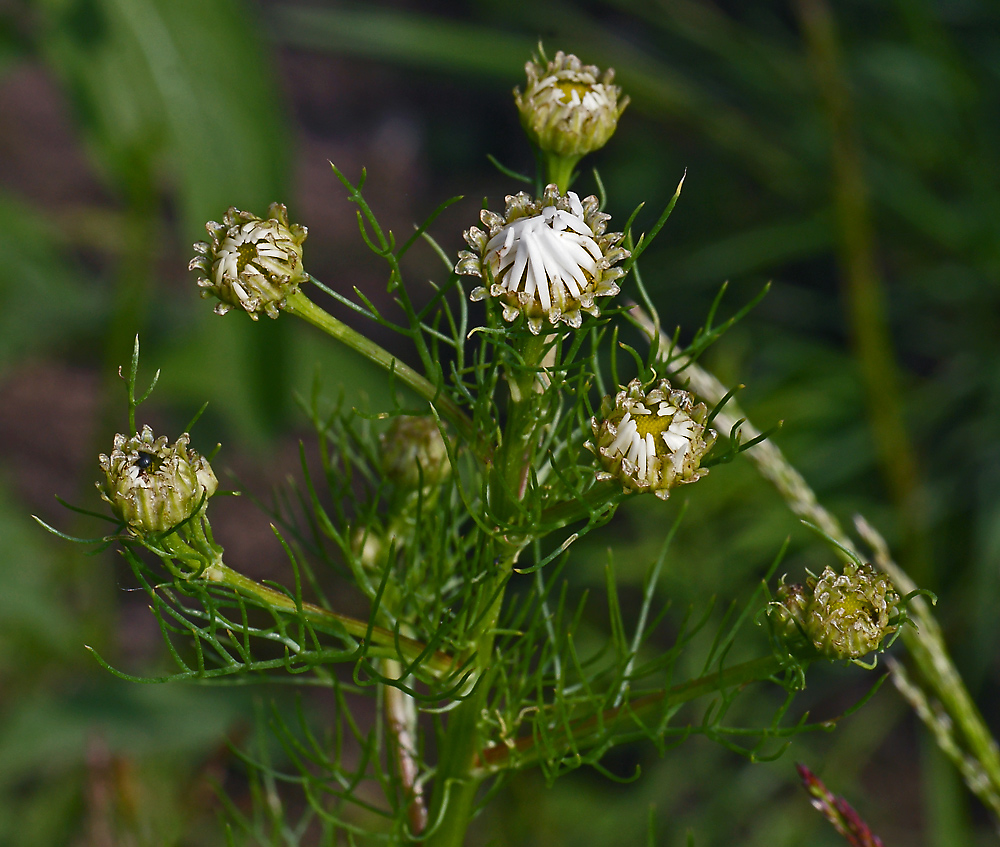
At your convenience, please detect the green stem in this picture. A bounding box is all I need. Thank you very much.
[423,686,489,847]
[284,290,474,442]
[474,654,785,775]
[423,564,510,846]
[423,542,514,847]
[491,334,550,518]
[545,152,582,194]
[199,561,457,677]
[424,335,551,845]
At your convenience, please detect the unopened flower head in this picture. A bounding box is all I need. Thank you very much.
[380,415,451,491]
[590,378,716,499]
[98,425,218,534]
[515,50,629,158]
[769,562,901,661]
[769,578,810,641]
[456,184,629,334]
[807,562,900,660]
[190,202,308,320]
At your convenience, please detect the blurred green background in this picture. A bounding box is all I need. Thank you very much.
[1,0,999,844]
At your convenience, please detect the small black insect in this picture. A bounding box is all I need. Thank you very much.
[135,451,156,471]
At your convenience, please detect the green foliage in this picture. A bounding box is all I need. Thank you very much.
[46,151,915,846]
[6,1,1000,845]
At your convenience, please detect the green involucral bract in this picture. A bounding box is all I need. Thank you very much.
[770,561,901,660]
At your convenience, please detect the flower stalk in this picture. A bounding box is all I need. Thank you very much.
[200,561,459,678]
[424,331,554,846]
[284,290,474,442]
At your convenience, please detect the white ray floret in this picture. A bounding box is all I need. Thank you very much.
[485,196,603,316]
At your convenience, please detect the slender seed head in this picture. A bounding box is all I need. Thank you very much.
[589,378,716,498]
[190,202,308,320]
[98,425,218,534]
[515,50,629,158]
[456,184,628,334]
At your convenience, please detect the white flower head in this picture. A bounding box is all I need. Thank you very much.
[98,425,218,534]
[455,184,629,334]
[515,50,629,158]
[190,202,308,320]
[589,378,716,499]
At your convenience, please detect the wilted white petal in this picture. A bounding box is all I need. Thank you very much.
[455,186,629,334]
[589,379,717,498]
[191,202,308,321]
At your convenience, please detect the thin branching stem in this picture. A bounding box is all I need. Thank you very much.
[473,654,786,775]
[204,562,458,678]
[284,290,474,442]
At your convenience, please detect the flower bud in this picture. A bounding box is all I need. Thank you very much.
[769,562,901,661]
[769,578,810,641]
[806,562,900,660]
[589,378,716,499]
[98,425,218,534]
[455,184,628,334]
[351,524,387,571]
[515,50,629,159]
[380,416,451,491]
[190,202,308,320]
